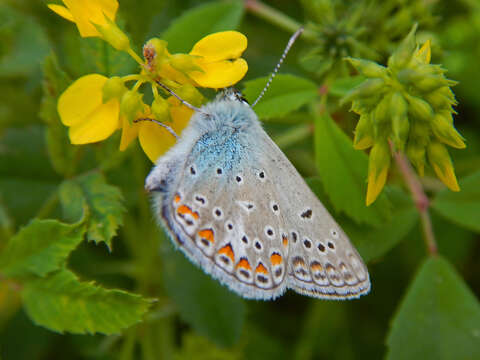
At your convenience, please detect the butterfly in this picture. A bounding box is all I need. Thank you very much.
[145,30,370,300]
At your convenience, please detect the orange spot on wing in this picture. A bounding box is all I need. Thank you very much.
[198,229,215,243]
[236,258,251,270]
[218,244,235,262]
[270,253,282,266]
[255,263,268,274]
[174,194,181,203]
[178,205,199,220]
[311,263,323,272]
[282,235,288,247]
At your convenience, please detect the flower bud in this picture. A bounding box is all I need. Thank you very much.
[414,40,431,64]
[174,84,205,107]
[407,95,433,122]
[151,96,171,122]
[424,88,454,111]
[341,78,385,105]
[373,93,393,124]
[353,114,374,149]
[388,24,417,69]
[143,38,169,72]
[427,141,460,191]
[94,16,130,51]
[120,90,144,124]
[406,141,426,176]
[366,140,390,206]
[431,113,466,149]
[345,57,387,78]
[169,54,203,74]
[102,76,126,103]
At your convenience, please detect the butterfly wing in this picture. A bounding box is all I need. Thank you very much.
[147,98,369,300]
[254,132,371,299]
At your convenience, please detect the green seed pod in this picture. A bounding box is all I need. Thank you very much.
[120,90,144,124]
[388,24,417,69]
[431,113,466,149]
[353,114,374,149]
[407,95,434,122]
[406,141,426,176]
[102,76,126,103]
[151,96,171,122]
[345,57,387,78]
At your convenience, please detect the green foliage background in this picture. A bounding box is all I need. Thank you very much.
[1,0,480,359]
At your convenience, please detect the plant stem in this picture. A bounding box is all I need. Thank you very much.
[245,0,317,41]
[392,145,438,255]
[127,48,144,66]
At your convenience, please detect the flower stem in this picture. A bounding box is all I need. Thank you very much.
[245,0,317,41]
[127,48,144,66]
[391,144,438,256]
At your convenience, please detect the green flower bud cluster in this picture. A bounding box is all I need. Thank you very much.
[342,25,464,204]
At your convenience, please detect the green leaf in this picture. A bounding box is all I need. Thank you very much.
[40,54,76,177]
[0,4,50,77]
[314,112,391,225]
[162,1,244,53]
[0,219,85,278]
[242,75,318,120]
[386,256,480,360]
[175,332,241,360]
[307,179,417,262]
[22,269,151,335]
[161,240,245,347]
[329,75,366,97]
[59,172,125,249]
[432,171,480,233]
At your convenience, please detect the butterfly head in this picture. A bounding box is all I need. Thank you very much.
[216,87,250,106]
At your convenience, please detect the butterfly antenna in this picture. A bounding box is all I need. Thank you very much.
[251,27,304,108]
[155,81,208,115]
[134,117,179,139]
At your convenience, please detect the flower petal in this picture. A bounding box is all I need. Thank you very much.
[58,74,107,127]
[190,31,247,62]
[47,4,74,22]
[190,58,248,88]
[366,165,389,206]
[138,122,176,162]
[69,99,120,144]
[415,40,431,64]
[63,0,118,37]
[139,98,193,162]
[119,116,139,151]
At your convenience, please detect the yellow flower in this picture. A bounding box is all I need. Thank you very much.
[120,97,193,162]
[48,0,118,38]
[57,74,120,144]
[189,31,248,88]
[151,31,248,89]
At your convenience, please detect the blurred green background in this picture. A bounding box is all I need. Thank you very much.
[1,0,480,359]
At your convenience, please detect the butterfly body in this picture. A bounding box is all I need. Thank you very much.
[146,88,370,300]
